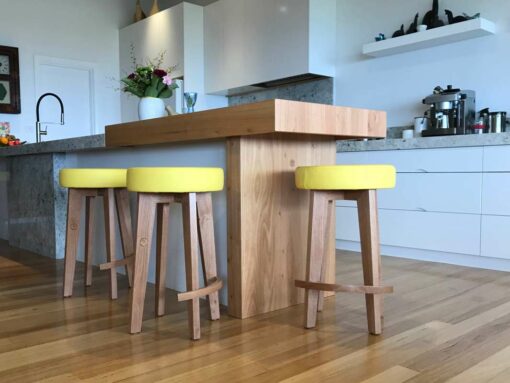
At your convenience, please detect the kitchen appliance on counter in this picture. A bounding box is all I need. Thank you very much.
[421,85,476,136]
[479,108,507,133]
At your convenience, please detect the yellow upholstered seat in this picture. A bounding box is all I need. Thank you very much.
[295,165,396,190]
[59,168,127,189]
[127,167,224,193]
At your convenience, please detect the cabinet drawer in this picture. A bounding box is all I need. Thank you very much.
[483,146,510,172]
[337,173,482,214]
[482,173,510,215]
[481,215,510,260]
[336,207,481,256]
[337,147,483,173]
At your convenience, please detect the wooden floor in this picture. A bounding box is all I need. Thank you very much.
[1,241,510,382]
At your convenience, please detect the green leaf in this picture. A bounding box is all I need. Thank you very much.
[158,88,173,99]
[144,85,158,97]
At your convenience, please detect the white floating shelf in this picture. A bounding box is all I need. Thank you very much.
[363,18,496,58]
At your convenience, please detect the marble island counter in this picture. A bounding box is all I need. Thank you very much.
[337,131,510,152]
[0,134,106,157]
[3,129,510,159]
[0,99,385,319]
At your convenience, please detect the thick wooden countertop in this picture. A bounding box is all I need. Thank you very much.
[105,99,386,147]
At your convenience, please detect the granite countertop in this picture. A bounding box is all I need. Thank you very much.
[0,134,105,157]
[3,131,510,157]
[337,132,510,152]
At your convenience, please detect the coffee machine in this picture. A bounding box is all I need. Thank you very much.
[421,85,476,136]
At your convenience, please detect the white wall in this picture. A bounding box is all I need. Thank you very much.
[0,0,132,142]
[119,3,226,122]
[336,0,510,127]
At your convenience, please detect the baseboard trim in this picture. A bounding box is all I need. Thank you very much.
[337,240,510,272]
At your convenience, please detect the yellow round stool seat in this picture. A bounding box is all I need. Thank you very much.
[295,165,396,190]
[59,168,127,189]
[127,167,224,193]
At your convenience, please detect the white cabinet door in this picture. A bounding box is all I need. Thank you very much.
[481,215,510,259]
[336,207,481,256]
[482,173,510,216]
[483,146,510,172]
[337,147,483,173]
[337,173,482,214]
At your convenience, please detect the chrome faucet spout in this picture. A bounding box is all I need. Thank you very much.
[35,93,65,143]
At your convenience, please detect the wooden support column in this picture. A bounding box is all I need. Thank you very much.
[227,134,336,319]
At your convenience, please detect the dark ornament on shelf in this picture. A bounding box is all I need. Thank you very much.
[422,0,444,29]
[374,33,386,42]
[445,9,468,24]
[464,12,481,19]
[406,13,419,34]
[392,24,405,38]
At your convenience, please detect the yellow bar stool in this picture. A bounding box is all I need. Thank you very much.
[59,168,134,299]
[127,167,224,340]
[294,165,396,335]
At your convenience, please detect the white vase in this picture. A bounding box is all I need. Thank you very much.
[138,97,166,120]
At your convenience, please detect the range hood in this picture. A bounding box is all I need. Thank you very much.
[204,0,336,95]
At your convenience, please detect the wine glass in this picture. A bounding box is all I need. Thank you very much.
[184,92,198,113]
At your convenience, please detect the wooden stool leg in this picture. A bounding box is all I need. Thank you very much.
[317,199,334,312]
[182,193,201,340]
[115,188,135,287]
[130,193,157,334]
[155,203,170,317]
[196,193,220,321]
[63,189,83,298]
[103,188,118,300]
[304,191,330,328]
[84,196,95,287]
[357,189,383,335]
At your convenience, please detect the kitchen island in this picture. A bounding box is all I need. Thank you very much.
[0,100,386,318]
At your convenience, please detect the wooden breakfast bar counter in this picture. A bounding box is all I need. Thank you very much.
[106,99,386,319]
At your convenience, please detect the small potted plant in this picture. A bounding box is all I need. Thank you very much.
[121,49,179,120]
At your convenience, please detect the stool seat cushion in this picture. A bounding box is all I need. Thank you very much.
[60,168,127,189]
[295,165,396,190]
[127,167,224,193]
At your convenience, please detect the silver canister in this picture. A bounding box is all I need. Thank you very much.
[489,112,507,133]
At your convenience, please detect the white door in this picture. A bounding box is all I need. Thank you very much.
[35,56,95,141]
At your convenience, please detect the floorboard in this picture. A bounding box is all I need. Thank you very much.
[0,240,509,382]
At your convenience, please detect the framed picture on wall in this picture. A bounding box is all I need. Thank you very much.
[0,46,21,114]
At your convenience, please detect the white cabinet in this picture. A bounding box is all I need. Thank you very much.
[119,3,227,123]
[337,173,482,214]
[204,0,336,94]
[337,147,483,173]
[483,146,510,172]
[336,207,481,256]
[481,215,510,260]
[336,144,510,267]
[482,173,510,216]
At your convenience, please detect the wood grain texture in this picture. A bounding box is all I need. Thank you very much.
[295,280,393,294]
[3,242,510,382]
[156,203,170,317]
[227,135,336,319]
[102,188,118,300]
[114,188,135,287]
[84,196,95,287]
[129,194,157,334]
[63,188,84,298]
[196,192,221,321]
[357,190,384,335]
[182,193,201,340]
[105,100,386,147]
[304,191,330,328]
